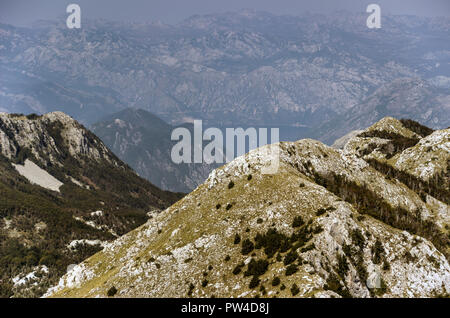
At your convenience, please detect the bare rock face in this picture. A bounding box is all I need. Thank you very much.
[0,112,119,166]
[46,117,449,298]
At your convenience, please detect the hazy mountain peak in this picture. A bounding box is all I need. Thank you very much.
[91,108,212,193]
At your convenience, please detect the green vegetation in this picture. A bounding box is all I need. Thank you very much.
[292,216,304,228]
[300,243,315,253]
[259,285,266,295]
[271,277,280,287]
[241,239,254,255]
[8,113,25,118]
[357,130,420,159]
[311,169,450,259]
[324,273,351,298]
[351,229,366,250]
[244,259,269,277]
[371,239,385,264]
[399,119,434,137]
[291,224,313,251]
[313,225,323,234]
[290,283,300,296]
[337,253,349,279]
[283,250,298,266]
[254,228,295,258]
[404,251,418,263]
[232,263,244,275]
[25,114,42,120]
[316,208,327,216]
[107,286,117,297]
[0,116,182,297]
[249,276,260,289]
[187,283,195,296]
[285,264,298,276]
[366,158,449,205]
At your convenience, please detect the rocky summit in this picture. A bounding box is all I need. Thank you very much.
[46,117,449,298]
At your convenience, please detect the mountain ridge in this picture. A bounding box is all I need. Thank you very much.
[1,11,448,135]
[45,117,450,298]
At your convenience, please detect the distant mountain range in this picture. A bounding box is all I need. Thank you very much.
[315,77,450,144]
[0,112,181,297]
[0,11,449,139]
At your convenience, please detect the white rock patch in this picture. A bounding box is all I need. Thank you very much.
[12,265,49,287]
[12,159,63,192]
[90,210,103,217]
[43,264,95,297]
[67,239,107,250]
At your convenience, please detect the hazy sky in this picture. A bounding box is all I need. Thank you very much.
[1,0,449,26]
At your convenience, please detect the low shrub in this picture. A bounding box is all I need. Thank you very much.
[290,283,300,296]
[316,208,327,216]
[271,277,281,286]
[107,286,117,297]
[244,259,269,277]
[292,216,304,228]
[241,239,254,255]
[283,251,298,266]
[249,276,260,289]
[285,264,298,276]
